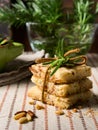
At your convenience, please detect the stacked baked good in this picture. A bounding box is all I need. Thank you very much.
[28,49,92,109]
[28,64,92,109]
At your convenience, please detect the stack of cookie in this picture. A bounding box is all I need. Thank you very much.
[28,63,92,109]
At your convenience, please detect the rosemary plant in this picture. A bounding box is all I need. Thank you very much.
[0,0,35,26]
[63,0,98,54]
[0,0,98,56]
[33,0,64,35]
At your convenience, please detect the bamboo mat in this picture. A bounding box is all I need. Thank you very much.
[0,53,98,130]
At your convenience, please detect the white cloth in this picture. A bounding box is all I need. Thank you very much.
[0,53,98,130]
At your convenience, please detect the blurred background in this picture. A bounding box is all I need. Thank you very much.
[0,0,98,53]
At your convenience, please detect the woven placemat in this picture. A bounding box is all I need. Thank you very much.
[0,50,45,86]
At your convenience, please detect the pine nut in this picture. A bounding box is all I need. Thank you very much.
[26,113,32,121]
[27,110,35,118]
[14,111,26,120]
[19,117,28,124]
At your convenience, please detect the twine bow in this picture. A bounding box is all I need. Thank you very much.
[35,48,87,76]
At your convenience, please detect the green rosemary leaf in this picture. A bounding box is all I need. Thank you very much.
[50,60,59,68]
[63,57,70,63]
[50,60,63,76]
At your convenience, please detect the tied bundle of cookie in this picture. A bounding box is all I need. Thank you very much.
[28,48,92,109]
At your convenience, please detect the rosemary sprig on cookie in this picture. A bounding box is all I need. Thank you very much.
[35,48,87,76]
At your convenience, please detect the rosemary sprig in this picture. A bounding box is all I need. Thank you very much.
[50,57,69,76]
[36,48,87,76]
[0,0,34,27]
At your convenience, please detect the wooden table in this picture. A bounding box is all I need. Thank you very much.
[0,53,98,130]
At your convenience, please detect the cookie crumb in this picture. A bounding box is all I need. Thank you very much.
[72,108,78,113]
[29,100,35,105]
[55,110,64,115]
[35,104,45,110]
